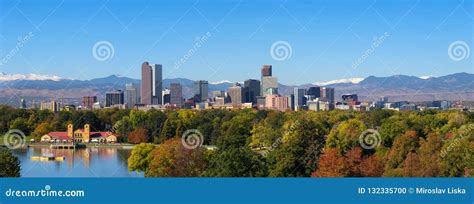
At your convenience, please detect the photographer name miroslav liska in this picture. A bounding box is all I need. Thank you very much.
[416,187,466,195]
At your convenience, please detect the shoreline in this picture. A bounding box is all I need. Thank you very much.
[26,143,136,149]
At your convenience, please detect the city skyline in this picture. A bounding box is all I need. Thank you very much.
[0,0,472,85]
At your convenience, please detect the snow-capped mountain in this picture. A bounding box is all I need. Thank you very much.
[313,78,364,86]
[0,73,70,81]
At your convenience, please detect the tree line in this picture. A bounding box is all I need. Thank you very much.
[0,105,472,177]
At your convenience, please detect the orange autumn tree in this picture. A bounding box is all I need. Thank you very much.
[128,127,149,144]
[312,147,384,177]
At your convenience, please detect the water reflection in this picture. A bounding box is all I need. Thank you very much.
[12,147,143,178]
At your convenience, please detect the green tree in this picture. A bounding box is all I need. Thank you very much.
[0,148,20,177]
[203,147,267,177]
[128,143,156,172]
[9,118,30,136]
[268,115,327,177]
[325,119,366,153]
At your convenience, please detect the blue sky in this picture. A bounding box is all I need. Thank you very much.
[0,0,472,85]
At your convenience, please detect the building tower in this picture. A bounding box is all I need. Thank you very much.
[193,80,209,103]
[83,124,90,143]
[141,62,163,105]
[67,124,74,139]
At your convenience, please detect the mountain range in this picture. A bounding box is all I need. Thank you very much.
[0,72,473,107]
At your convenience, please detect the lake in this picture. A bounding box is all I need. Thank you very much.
[12,146,143,177]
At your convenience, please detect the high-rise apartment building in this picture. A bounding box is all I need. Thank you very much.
[170,83,183,108]
[125,83,140,108]
[193,80,208,102]
[82,96,97,110]
[106,90,124,107]
[141,62,162,105]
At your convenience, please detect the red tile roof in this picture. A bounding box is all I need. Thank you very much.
[47,131,117,140]
[47,132,69,140]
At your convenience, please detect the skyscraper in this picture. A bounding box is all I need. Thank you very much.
[141,62,162,105]
[193,80,208,102]
[170,83,183,108]
[261,65,272,77]
[228,83,243,105]
[262,76,278,95]
[82,96,97,110]
[244,79,260,103]
[260,65,277,95]
[307,86,321,98]
[106,90,124,107]
[321,87,335,109]
[294,88,307,110]
[125,83,140,108]
[19,98,26,109]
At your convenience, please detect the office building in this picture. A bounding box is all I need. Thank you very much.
[82,96,97,110]
[162,89,170,104]
[262,76,278,95]
[261,65,278,95]
[228,83,243,105]
[106,90,124,107]
[244,79,260,103]
[212,90,226,98]
[261,65,272,77]
[194,80,208,102]
[294,88,307,110]
[125,83,140,108]
[307,87,321,98]
[141,62,162,105]
[41,100,61,112]
[170,83,183,108]
[19,98,26,109]
[321,87,335,106]
[265,94,288,112]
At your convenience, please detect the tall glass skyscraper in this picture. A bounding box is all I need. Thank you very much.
[141,62,162,105]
